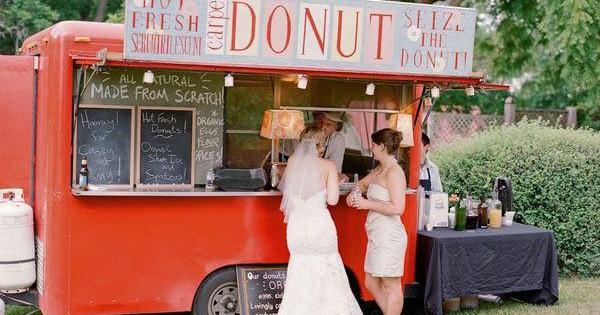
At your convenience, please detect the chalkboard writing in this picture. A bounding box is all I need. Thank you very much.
[236,266,287,315]
[195,107,224,184]
[137,107,195,185]
[74,106,134,186]
[80,67,224,185]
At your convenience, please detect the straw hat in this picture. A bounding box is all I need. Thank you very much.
[313,111,344,123]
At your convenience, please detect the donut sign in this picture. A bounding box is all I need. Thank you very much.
[124,0,476,76]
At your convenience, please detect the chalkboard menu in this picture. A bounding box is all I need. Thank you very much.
[79,67,225,184]
[236,266,287,315]
[137,107,195,185]
[74,105,134,186]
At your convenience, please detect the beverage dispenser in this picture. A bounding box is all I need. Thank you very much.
[493,177,513,216]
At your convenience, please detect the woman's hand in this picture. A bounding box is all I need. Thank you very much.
[338,173,349,184]
[345,193,354,207]
[352,196,371,210]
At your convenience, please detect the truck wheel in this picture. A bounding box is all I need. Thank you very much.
[193,267,240,315]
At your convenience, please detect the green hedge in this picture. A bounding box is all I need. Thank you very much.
[431,121,600,276]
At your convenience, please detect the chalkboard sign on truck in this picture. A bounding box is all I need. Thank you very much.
[137,107,196,186]
[73,105,135,187]
[79,67,224,184]
[236,265,287,315]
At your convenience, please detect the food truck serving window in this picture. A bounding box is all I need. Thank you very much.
[71,66,414,194]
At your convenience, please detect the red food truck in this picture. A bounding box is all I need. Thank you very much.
[0,1,505,314]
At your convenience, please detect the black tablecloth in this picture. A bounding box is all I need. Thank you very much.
[417,223,559,315]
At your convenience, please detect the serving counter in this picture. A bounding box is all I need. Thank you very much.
[71,187,417,197]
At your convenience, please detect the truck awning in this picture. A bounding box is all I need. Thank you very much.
[71,52,509,91]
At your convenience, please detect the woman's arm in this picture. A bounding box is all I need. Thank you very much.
[354,167,406,215]
[346,169,375,206]
[357,170,376,193]
[326,161,340,206]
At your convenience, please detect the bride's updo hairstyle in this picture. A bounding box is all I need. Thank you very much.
[371,128,403,154]
[300,124,326,156]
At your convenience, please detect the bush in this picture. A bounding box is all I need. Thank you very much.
[431,121,600,276]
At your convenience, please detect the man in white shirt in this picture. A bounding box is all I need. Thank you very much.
[313,111,346,173]
[420,133,443,192]
[282,111,347,181]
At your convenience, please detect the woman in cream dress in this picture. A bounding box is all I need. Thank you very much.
[346,128,407,315]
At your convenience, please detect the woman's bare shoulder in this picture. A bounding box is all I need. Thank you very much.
[386,164,406,179]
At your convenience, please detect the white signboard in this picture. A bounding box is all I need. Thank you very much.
[124,0,476,77]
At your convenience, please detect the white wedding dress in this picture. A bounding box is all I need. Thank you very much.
[277,140,362,315]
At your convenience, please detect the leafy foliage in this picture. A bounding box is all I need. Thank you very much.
[0,0,121,54]
[0,0,58,52]
[432,121,600,276]
[471,0,600,129]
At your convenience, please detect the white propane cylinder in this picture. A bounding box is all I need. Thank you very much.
[0,188,36,293]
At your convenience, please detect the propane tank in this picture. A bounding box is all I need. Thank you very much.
[0,188,36,293]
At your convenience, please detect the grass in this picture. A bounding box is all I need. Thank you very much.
[6,278,599,315]
[6,306,39,315]
[453,277,599,315]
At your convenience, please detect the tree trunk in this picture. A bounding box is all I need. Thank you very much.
[94,0,108,22]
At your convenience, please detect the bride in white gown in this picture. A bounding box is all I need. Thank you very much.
[277,125,362,315]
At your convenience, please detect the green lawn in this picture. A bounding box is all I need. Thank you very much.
[6,277,599,315]
[6,306,38,315]
[452,277,598,315]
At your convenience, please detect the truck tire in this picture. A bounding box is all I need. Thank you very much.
[193,267,240,315]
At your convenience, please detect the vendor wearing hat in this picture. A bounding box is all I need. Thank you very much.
[282,111,347,180]
[313,111,346,173]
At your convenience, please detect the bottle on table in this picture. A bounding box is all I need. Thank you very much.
[270,164,279,188]
[488,193,502,228]
[455,198,467,231]
[79,156,89,191]
[477,196,488,229]
[465,194,479,230]
[351,173,361,203]
[205,165,216,192]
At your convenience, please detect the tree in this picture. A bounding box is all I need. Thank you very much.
[106,1,125,23]
[0,0,58,52]
[95,0,109,22]
[470,0,600,128]
[414,0,599,129]
[0,0,122,54]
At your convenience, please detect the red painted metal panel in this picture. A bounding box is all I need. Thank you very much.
[65,196,375,313]
[0,56,34,203]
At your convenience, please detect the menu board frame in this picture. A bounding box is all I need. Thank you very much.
[236,265,288,315]
[135,106,196,187]
[72,104,135,188]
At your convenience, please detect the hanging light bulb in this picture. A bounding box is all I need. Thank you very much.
[143,70,154,84]
[297,75,308,89]
[365,83,375,96]
[224,73,234,87]
[431,86,440,98]
[466,85,475,96]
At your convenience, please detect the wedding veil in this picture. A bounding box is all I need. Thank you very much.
[278,139,326,223]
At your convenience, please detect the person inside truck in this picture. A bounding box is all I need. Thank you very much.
[282,111,348,182]
[419,133,443,192]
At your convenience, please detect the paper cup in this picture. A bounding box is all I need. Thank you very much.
[502,211,515,226]
[448,212,456,229]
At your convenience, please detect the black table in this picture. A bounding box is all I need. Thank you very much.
[417,223,559,315]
